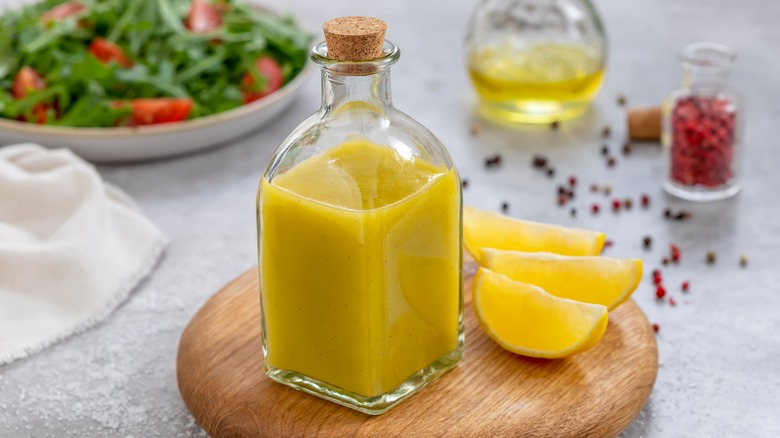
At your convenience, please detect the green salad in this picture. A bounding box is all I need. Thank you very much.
[0,0,311,127]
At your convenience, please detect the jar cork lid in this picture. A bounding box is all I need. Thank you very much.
[323,16,387,61]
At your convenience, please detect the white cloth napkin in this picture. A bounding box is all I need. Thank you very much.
[0,144,166,365]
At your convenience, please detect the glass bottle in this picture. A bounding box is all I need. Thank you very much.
[256,17,464,415]
[465,0,607,124]
[663,42,742,201]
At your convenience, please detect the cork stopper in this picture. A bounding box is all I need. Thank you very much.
[323,16,387,61]
[627,106,662,141]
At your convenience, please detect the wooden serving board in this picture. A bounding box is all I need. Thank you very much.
[177,264,657,438]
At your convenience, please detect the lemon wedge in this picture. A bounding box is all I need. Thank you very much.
[481,249,642,310]
[473,268,608,359]
[463,206,605,264]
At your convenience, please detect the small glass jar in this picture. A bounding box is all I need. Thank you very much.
[465,0,607,124]
[256,18,464,415]
[663,43,743,201]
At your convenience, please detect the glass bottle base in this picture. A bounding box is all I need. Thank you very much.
[663,179,741,202]
[265,344,464,415]
[477,98,590,125]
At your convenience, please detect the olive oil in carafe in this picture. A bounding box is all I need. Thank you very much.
[469,42,604,123]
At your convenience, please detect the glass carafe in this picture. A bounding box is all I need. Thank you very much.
[256,18,464,415]
[466,0,607,124]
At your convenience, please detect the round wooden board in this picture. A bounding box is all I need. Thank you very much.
[177,264,658,438]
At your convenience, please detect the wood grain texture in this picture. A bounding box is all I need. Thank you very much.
[177,263,658,438]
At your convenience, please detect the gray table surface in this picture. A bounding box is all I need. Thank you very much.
[2,0,779,436]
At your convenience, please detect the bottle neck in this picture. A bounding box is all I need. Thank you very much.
[682,66,730,95]
[321,67,393,112]
[678,42,735,96]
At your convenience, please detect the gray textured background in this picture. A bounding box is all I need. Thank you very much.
[1,0,778,436]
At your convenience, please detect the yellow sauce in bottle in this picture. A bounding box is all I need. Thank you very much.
[469,42,604,123]
[260,139,461,398]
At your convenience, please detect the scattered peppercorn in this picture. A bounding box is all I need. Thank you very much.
[568,176,577,187]
[663,209,692,221]
[612,199,621,211]
[557,185,567,195]
[617,95,627,106]
[462,179,469,189]
[607,156,617,168]
[624,198,633,209]
[601,145,609,156]
[643,236,653,249]
[652,323,660,334]
[641,194,650,207]
[550,120,560,130]
[570,207,577,217]
[603,184,612,196]
[602,125,611,138]
[662,258,670,266]
[532,155,547,168]
[622,142,632,155]
[739,254,749,267]
[652,269,661,278]
[591,203,600,214]
[669,296,677,306]
[604,239,614,248]
[590,183,599,193]
[558,194,568,206]
[485,154,502,168]
[706,251,717,264]
[655,285,666,299]
[469,123,481,136]
[670,244,681,263]
[501,201,509,213]
[546,168,555,178]
[674,210,692,221]
[681,281,690,292]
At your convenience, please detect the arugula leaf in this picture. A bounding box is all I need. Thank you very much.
[107,0,146,42]
[0,26,14,80]
[176,49,225,83]
[5,85,65,115]
[157,0,185,34]
[55,96,130,127]
[116,66,191,98]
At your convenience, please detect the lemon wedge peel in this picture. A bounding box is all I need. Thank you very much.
[481,249,642,311]
[472,268,609,359]
[463,206,606,264]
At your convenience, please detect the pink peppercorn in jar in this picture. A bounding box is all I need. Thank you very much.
[662,43,743,201]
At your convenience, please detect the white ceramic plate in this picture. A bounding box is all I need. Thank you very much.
[0,61,313,162]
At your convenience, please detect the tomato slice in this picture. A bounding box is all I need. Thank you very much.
[241,56,284,104]
[12,67,48,124]
[12,66,46,99]
[41,1,86,23]
[121,98,194,126]
[88,37,134,68]
[185,0,222,33]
